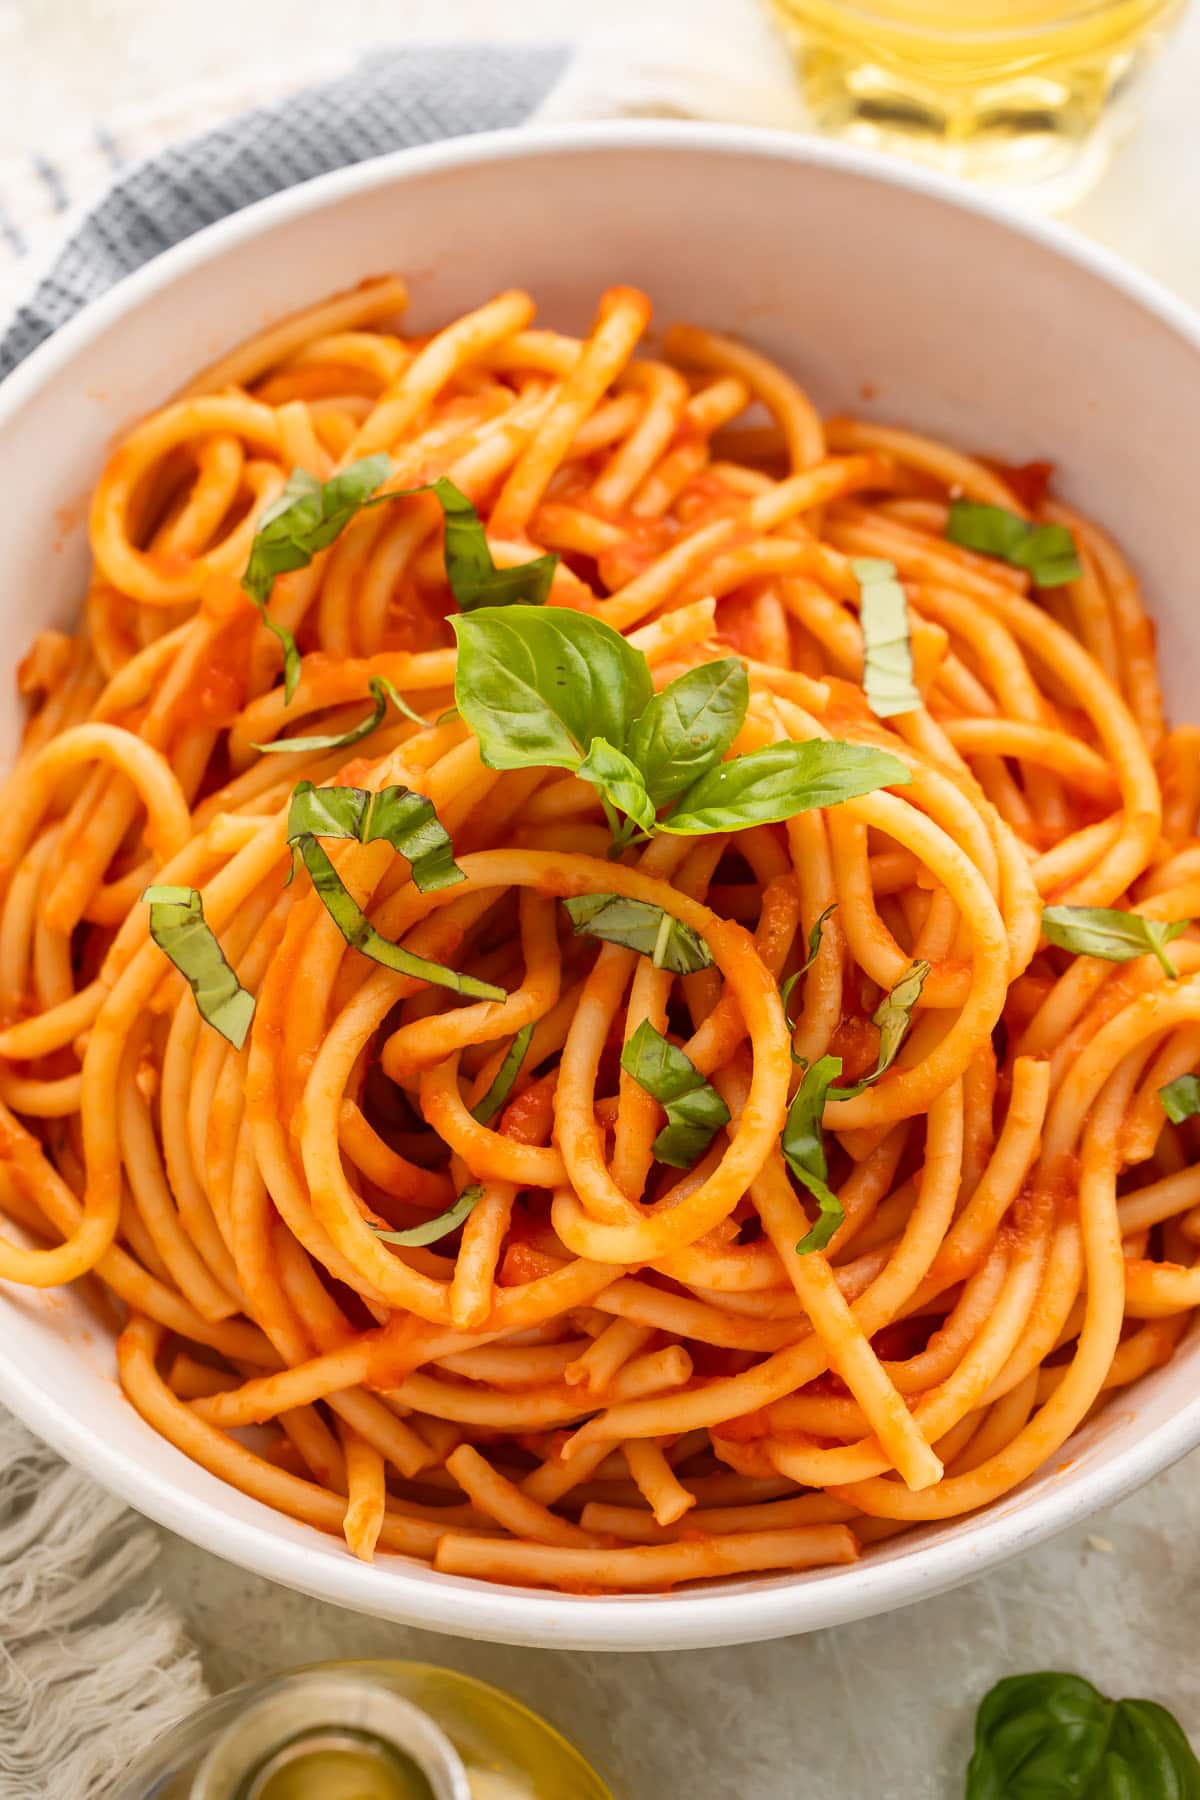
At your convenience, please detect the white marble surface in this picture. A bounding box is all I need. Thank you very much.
[6,2,1200,1793]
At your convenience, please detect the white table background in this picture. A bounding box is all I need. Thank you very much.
[5,2,1200,1793]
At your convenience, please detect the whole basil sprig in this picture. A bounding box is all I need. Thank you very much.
[966,1672,1200,1798]
[452,605,910,844]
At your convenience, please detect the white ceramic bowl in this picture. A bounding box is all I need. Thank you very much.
[1,122,1199,1652]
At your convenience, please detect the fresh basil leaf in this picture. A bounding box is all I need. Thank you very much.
[372,1186,484,1247]
[451,606,653,774]
[1159,1074,1200,1124]
[143,884,255,1048]
[946,499,1082,588]
[577,736,657,837]
[780,904,837,1061]
[830,959,930,1101]
[660,740,910,835]
[782,1053,844,1253]
[563,894,713,974]
[472,1025,534,1127]
[854,558,919,719]
[966,1672,1200,1799]
[624,658,750,808]
[287,779,464,895]
[620,1019,730,1169]
[291,835,502,1000]
[252,674,428,754]
[436,479,558,610]
[1042,905,1190,981]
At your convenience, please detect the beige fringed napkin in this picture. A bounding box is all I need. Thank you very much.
[0,1411,207,1798]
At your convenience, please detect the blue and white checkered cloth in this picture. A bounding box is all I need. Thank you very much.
[0,45,571,379]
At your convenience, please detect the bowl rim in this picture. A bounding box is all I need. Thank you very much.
[3,117,1200,1651]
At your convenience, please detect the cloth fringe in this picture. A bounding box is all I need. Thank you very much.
[0,1410,207,1800]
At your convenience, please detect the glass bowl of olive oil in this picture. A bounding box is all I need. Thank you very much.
[112,1662,617,1800]
[766,0,1189,205]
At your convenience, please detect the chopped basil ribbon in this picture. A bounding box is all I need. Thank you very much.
[1041,905,1190,981]
[242,459,396,701]
[966,1672,1200,1798]
[829,958,931,1100]
[252,675,428,754]
[780,904,837,1059]
[143,885,255,1048]
[620,1019,730,1169]
[782,1054,844,1253]
[946,499,1082,587]
[372,1186,483,1247]
[472,1025,534,1126]
[452,606,910,846]
[435,481,558,611]
[1159,1074,1200,1124]
[286,782,500,1000]
[242,459,557,701]
[287,780,464,894]
[290,835,502,999]
[853,557,919,719]
[563,894,713,974]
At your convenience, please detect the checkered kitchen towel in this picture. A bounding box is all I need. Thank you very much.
[0,45,576,378]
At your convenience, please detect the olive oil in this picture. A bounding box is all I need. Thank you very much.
[114,1662,617,1800]
[767,0,1188,203]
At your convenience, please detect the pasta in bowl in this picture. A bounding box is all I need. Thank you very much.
[2,125,1200,1646]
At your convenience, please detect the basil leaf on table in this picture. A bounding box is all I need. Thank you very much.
[563,894,714,975]
[829,959,931,1101]
[781,1053,844,1254]
[372,1186,484,1247]
[854,557,919,719]
[659,741,910,835]
[252,674,428,754]
[624,657,750,807]
[966,1671,1200,1799]
[472,1025,535,1127]
[577,737,657,836]
[946,499,1082,587]
[1041,905,1190,981]
[452,606,653,773]
[143,885,255,1049]
[287,779,464,895]
[1159,1074,1200,1124]
[290,835,502,1000]
[620,1019,730,1169]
